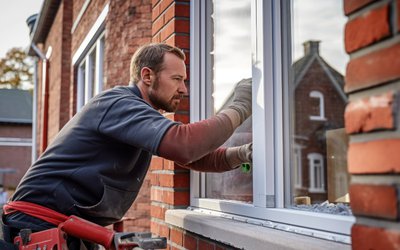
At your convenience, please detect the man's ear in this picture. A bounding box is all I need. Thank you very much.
[141,67,152,86]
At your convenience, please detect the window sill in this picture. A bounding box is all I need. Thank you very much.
[165,209,351,250]
[309,116,327,121]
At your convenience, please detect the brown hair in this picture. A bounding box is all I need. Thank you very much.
[130,43,186,83]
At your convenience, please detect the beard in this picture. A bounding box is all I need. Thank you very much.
[148,77,181,112]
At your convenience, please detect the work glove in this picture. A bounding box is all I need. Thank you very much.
[227,78,252,124]
[225,142,253,169]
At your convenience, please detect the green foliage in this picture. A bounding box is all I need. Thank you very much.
[0,48,33,89]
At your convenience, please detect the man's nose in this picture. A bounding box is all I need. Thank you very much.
[178,80,188,95]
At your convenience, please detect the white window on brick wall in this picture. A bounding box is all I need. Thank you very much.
[73,3,108,111]
[76,34,105,111]
[190,0,353,243]
[309,90,326,121]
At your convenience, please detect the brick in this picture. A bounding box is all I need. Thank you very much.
[151,221,170,238]
[152,0,161,7]
[184,233,197,250]
[345,4,390,53]
[164,3,190,22]
[344,0,377,15]
[158,173,190,188]
[150,173,159,186]
[175,4,190,18]
[160,19,190,41]
[199,239,215,250]
[160,159,187,171]
[348,139,400,174]
[345,92,395,134]
[150,204,167,220]
[152,15,165,36]
[352,224,400,250]
[350,184,398,219]
[345,43,400,92]
[165,34,190,49]
[151,188,190,205]
[170,228,184,246]
[150,156,164,170]
[174,113,189,124]
[152,3,161,21]
[160,0,175,15]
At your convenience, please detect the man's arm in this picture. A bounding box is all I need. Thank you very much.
[157,78,252,171]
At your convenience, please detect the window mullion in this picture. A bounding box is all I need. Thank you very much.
[95,36,104,95]
[252,0,275,208]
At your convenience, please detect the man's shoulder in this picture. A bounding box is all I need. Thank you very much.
[97,85,142,102]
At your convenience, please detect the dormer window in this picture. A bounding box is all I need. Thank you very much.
[309,90,326,121]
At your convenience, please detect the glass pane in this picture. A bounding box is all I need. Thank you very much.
[205,0,253,202]
[288,0,351,215]
[78,62,86,110]
[89,49,97,98]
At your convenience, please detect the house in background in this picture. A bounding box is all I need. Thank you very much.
[27,0,400,249]
[0,89,32,190]
[293,40,348,203]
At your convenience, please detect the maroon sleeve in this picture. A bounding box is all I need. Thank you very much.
[176,147,233,172]
[157,113,234,169]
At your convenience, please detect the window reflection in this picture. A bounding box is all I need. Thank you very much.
[290,0,351,215]
[206,0,253,202]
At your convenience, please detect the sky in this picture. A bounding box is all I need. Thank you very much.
[293,0,349,74]
[212,0,349,111]
[0,0,43,58]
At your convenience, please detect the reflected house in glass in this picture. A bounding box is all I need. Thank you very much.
[206,83,253,202]
[292,40,349,203]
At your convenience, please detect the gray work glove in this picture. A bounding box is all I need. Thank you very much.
[225,142,253,169]
[228,78,252,124]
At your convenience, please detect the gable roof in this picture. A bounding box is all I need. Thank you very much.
[0,89,33,124]
[293,40,347,102]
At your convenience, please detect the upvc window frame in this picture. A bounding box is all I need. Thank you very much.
[189,0,354,243]
[73,3,108,111]
[76,35,105,111]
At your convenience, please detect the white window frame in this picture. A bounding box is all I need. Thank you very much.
[309,90,326,121]
[73,3,108,111]
[76,37,105,110]
[189,0,354,243]
[308,153,325,193]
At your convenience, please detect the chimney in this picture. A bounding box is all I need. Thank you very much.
[26,14,38,38]
[303,40,320,56]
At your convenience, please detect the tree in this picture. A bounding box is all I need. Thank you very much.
[0,47,33,89]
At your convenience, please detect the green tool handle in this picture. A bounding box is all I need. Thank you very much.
[241,163,252,173]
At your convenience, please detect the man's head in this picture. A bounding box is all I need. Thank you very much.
[130,43,186,84]
[130,43,187,112]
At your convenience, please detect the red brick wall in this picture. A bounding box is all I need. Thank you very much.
[104,0,153,89]
[149,0,197,249]
[71,0,108,55]
[0,125,31,188]
[344,0,400,249]
[36,1,72,152]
